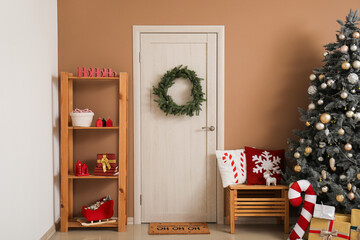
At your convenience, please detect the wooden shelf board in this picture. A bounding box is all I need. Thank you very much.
[68,218,118,228]
[68,173,118,179]
[68,126,119,130]
[69,77,120,80]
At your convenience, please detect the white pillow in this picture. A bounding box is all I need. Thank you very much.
[216,149,247,187]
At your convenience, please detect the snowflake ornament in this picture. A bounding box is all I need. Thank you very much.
[252,151,282,175]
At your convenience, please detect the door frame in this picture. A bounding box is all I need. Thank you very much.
[133,25,225,224]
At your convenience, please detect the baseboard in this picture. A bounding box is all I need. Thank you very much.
[40,224,56,240]
[127,217,134,224]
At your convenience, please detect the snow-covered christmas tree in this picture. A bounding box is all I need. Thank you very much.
[286,9,360,213]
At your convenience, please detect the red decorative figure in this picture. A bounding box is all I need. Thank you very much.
[106,118,113,127]
[77,67,88,77]
[107,68,117,77]
[101,68,108,77]
[75,160,89,176]
[95,118,103,127]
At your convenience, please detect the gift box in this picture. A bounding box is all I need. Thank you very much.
[309,218,350,240]
[350,209,360,240]
[336,213,351,223]
[94,154,118,176]
[314,204,335,220]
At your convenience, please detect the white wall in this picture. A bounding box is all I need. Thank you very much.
[0,0,58,239]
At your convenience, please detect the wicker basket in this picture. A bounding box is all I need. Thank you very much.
[70,112,94,127]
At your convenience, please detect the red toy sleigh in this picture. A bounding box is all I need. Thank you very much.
[79,196,114,226]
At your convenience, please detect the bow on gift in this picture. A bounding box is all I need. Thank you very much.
[320,230,338,240]
[351,226,360,240]
[100,155,111,172]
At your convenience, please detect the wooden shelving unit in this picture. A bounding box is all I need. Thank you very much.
[60,72,128,232]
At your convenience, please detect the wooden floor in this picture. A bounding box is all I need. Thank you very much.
[50,224,288,240]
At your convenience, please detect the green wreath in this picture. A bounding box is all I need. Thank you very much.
[152,65,206,117]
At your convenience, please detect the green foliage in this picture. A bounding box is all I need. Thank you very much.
[285,9,360,213]
[152,65,206,117]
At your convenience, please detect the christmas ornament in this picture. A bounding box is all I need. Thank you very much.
[319,142,326,148]
[320,83,327,89]
[344,143,352,151]
[352,89,356,93]
[153,65,206,116]
[351,44,358,51]
[288,180,317,240]
[352,107,356,111]
[106,118,113,127]
[318,99,324,105]
[340,45,349,53]
[327,79,335,86]
[309,74,316,81]
[318,74,325,80]
[306,121,311,127]
[308,103,315,110]
[353,31,360,38]
[95,118,103,127]
[339,33,346,40]
[102,118,106,126]
[305,146,312,154]
[308,85,317,95]
[336,194,345,202]
[322,170,327,179]
[347,153,353,158]
[320,113,331,123]
[348,192,355,200]
[358,173,360,180]
[74,160,89,176]
[352,186,357,192]
[325,129,330,136]
[348,73,359,84]
[316,122,325,130]
[300,138,305,144]
[355,112,360,120]
[294,165,302,172]
[330,158,336,171]
[342,62,351,70]
[347,183,352,191]
[324,51,329,56]
[341,91,348,99]
[346,111,354,118]
[318,157,324,162]
[353,60,360,69]
[340,174,346,181]
[321,186,329,193]
[294,152,301,159]
[338,128,345,135]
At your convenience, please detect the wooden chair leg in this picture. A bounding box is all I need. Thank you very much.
[284,189,289,234]
[230,189,235,234]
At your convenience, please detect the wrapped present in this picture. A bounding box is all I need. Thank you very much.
[314,203,335,220]
[336,213,351,223]
[94,154,118,176]
[351,209,360,240]
[309,218,350,240]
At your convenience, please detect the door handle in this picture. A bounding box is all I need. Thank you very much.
[202,126,215,131]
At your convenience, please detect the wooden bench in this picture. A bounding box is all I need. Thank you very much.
[225,184,289,234]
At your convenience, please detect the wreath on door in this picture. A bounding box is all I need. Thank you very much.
[152,65,206,117]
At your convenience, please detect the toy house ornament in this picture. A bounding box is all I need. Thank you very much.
[75,160,89,176]
[102,118,106,127]
[94,154,118,176]
[106,118,113,127]
[95,118,103,127]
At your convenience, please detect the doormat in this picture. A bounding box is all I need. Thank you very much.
[149,222,210,235]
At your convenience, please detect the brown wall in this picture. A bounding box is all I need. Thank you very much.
[58,0,360,217]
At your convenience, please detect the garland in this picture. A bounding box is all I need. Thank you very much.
[152,65,206,117]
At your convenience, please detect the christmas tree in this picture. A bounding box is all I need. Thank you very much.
[286,9,360,213]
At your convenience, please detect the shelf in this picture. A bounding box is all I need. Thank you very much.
[68,173,118,179]
[68,218,118,228]
[68,76,120,80]
[68,126,119,130]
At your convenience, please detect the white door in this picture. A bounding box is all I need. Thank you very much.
[140,33,217,223]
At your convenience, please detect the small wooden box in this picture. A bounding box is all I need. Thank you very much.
[225,184,289,234]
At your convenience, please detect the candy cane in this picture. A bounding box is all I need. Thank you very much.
[288,180,317,240]
[222,153,239,183]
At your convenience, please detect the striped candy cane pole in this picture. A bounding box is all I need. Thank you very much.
[288,180,317,240]
[222,153,239,183]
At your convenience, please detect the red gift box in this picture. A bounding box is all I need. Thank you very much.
[94,154,118,176]
[82,196,114,221]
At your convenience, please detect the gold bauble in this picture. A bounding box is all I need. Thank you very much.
[305,146,313,154]
[321,170,327,180]
[321,186,329,193]
[348,192,355,200]
[318,74,325,80]
[306,121,311,127]
[344,143,353,151]
[336,194,345,202]
[294,165,302,172]
[347,183,352,191]
[357,173,360,180]
[294,152,301,159]
[320,113,331,124]
[338,128,345,135]
[353,31,360,39]
[342,62,351,70]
